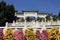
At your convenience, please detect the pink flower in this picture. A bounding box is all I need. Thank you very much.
[0,28,3,40]
[36,30,41,40]
[41,30,50,40]
[14,29,24,40]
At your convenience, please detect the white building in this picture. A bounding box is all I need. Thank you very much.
[0,10,60,32]
[11,10,60,29]
[15,10,47,22]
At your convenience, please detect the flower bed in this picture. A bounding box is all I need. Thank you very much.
[0,28,3,40]
[3,28,15,40]
[0,27,60,40]
[14,29,24,40]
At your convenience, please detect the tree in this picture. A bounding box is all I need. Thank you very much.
[37,17,43,22]
[46,15,51,21]
[53,15,57,21]
[0,1,6,26]
[58,12,60,20]
[4,4,15,23]
[46,13,53,21]
[26,17,31,22]
[0,1,16,26]
[58,12,60,17]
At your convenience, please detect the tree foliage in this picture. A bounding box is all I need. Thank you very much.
[0,1,16,26]
[58,12,60,17]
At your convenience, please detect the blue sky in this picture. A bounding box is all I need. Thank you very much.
[0,0,60,15]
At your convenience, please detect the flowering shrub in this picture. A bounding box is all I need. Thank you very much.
[25,28,36,40]
[46,27,60,40]
[0,28,3,40]
[49,27,58,40]
[14,29,24,40]
[1,27,60,40]
[36,30,41,40]
[36,29,50,40]
[41,30,50,40]
[3,28,15,40]
[46,28,51,38]
[57,34,60,40]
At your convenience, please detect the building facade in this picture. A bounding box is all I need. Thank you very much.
[0,10,60,32]
[11,10,60,29]
[15,10,47,22]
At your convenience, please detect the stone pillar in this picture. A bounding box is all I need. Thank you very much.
[12,21,15,26]
[45,17,46,22]
[4,22,8,34]
[35,13,37,22]
[5,22,8,27]
[24,13,26,28]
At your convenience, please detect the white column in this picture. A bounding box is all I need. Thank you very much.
[5,22,8,27]
[35,13,37,22]
[24,13,26,28]
[24,18,26,28]
[4,22,8,34]
[45,17,46,22]
[12,20,15,26]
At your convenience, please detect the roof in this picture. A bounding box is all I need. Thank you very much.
[38,12,47,14]
[22,10,38,12]
[16,12,23,15]
[16,10,48,15]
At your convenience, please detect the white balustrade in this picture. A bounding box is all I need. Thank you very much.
[10,21,60,27]
[0,21,60,31]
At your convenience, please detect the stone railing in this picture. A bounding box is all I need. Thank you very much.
[0,21,60,32]
[11,21,60,27]
[0,21,60,28]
